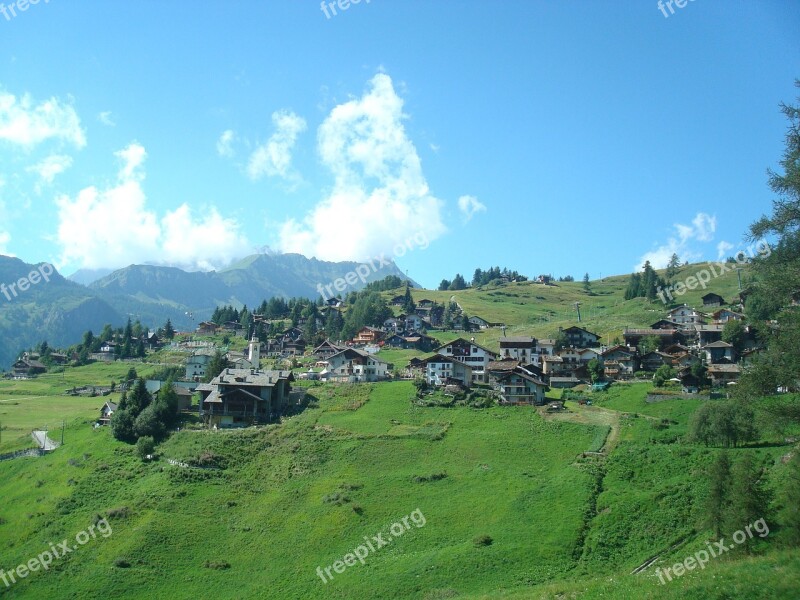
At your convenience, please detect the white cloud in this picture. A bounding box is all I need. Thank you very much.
[458,195,486,222]
[0,200,10,256]
[98,111,115,126]
[217,129,235,158]
[637,212,717,269]
[27,154,73,184]
[0,90,86,148]
[115,143,147,181]
[55,143,249,271]
[716,240,734,260]
[278,73,447,261]
[161,204,250,271]
[246,110,306,182]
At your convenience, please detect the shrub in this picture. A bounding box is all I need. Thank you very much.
[113,558,131,568]
[136,436,155,460]
[106,507,130,520]
[473,534,493,547]
[203,560,231,570]
[413,472,448,483]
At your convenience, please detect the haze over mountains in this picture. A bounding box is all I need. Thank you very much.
[0,253,411,368]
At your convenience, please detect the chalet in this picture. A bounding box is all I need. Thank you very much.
[601,346,638,379]
[702,293,725,308]
[536,339,556,357]
[707,363,741,386]
[383,316,405,333]
[673,352,700,369]
[495,368,548,405]
[541,355,565,377]
[352,326,384,345]
[650,319,680,330]
[560,326,600,348]
[623,328,684,350]
[384,334,407,348]
[197,368,293,428]
[144,332,161,349]
[390,295,407,307]
[312,340,344,360]
[197,321,219,335]
[281,327,305,341]
[324,297,344,308]
[400,332,437,352]
[49,352,68,364]
[695,323,724,346]
[639,351,674,372]
[498,336,537,364]
[12,358,46,377]
[422,354,475,387]
[434,338,498,383]
[709,308,744,323]
[417,299,435,308]
[468,316,504,330]
[405,314,424,331]
[186,352,214,380]
[666,305,705,329]
[325,348,391,382]
[98,401,117,425]
[282,339,306,357]
[222,321,243,332]
[702,341,735,364]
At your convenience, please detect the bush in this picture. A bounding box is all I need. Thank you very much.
[473,534,493,547]
[136,436,155,460]
[413,472,448,483]
[113,558,131,568]
[203,560,231,570]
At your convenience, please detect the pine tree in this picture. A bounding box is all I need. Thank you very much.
[728,454,770,552]
[780,453,800,546]
[706,452,731,538]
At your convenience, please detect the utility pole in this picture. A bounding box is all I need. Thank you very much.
[736,268,743,291]
[574,302,582,323]
[61,420,65,446]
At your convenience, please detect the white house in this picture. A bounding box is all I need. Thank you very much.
[434,338,498,383]
[498,336,537,364]
[423,354,475,387]
[326,348,391,382]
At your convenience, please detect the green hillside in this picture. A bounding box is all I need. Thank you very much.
[1,265,798,599]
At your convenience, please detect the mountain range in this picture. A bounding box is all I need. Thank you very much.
[0,253,412,369]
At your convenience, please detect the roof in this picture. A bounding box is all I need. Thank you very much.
[328,348,389,365]
[707,364,741,373]
[498,369,548,387]
[499,336,536,347]
[211,368,293,387]
[435,338,498,357]
[624,328,679,337]
[488,359,521,371]
[562,326,600,337]
[602,345,634,357]
[549,376,582,383]
[703,341,734,348]
[419,354,475,371]
[695,324,725,332]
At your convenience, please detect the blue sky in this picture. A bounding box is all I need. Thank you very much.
[0,0,798,289]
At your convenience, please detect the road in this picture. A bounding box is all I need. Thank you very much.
[31,430,59,451]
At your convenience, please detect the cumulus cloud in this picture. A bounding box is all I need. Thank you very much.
[246,110,306,182]
[217,129,235,158]
[278,73,447,261]
[0,90,86,148]
[55,143,249,271]
[458,195,486,222]
[27,154,73,184]
[637,212,717,269]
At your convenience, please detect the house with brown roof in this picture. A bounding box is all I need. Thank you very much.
[702,293,725,307]
[352,326,384,345]
[325,348,391,382]
[707,363,741,386]
[197,368,293,428]
[434,338,498,383]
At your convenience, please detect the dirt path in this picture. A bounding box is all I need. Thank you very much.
[31,430,59,451]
